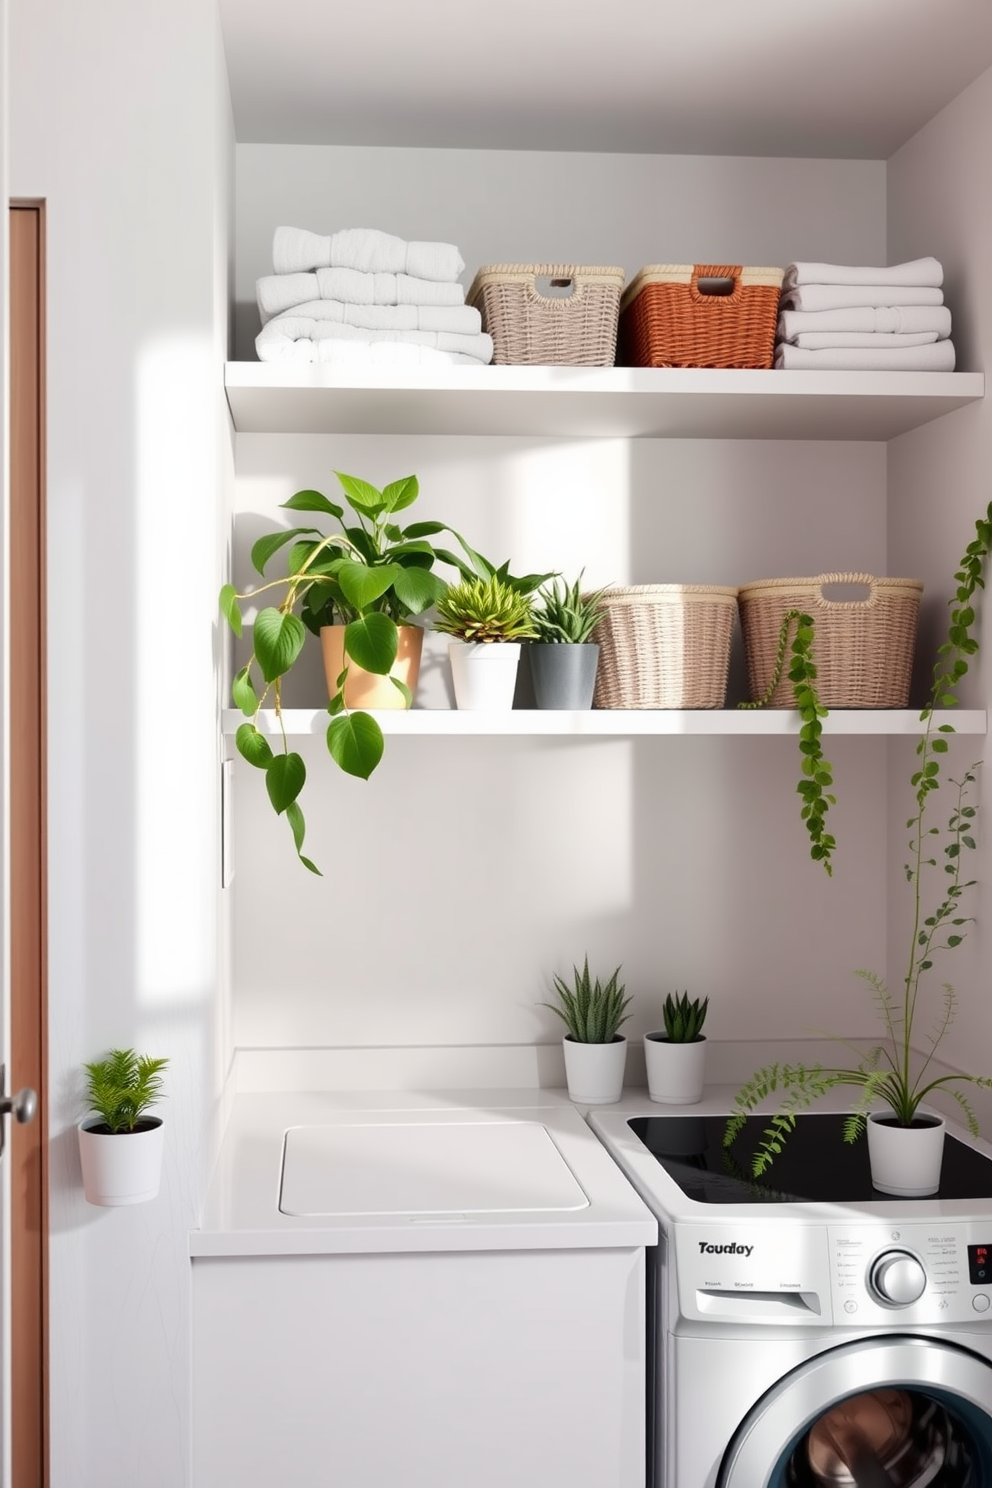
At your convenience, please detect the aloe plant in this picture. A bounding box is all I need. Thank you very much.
[541,956,632,1044]
[434,575,538,643]
[84,1049,169,1134]
[662,991,709,1043]
[531,572,608,644]
[727,501,992,1175]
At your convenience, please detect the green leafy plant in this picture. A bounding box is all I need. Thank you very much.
[541,956,632,1044]
[220,470,489,871]
[738,610,836,875]
[531,572,608,644]
[83,1049,169,1135]
[726,504,992,1176]
[661,990,709,1043]
[434,575,538,643]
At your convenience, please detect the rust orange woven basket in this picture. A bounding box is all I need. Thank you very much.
[466,263,625,365]
[591,584,739,709]
[738,573,924,708]
[619,263,784,369]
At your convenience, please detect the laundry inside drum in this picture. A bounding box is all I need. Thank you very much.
[788,1388,978,1487]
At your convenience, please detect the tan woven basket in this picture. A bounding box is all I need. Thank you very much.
[739,573,924,708]
[619,263,784,369]
[466,263,625,365]
[592,585,739,709]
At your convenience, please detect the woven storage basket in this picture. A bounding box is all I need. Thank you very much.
[619,263,784,369]
[466,263,625,365]
[739,573,924,708]
[592,585,739,709]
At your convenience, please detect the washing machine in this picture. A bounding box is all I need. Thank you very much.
[589,1098,992,1488]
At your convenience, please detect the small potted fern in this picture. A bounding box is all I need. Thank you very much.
[528,572,608,709]
[541,955,632,1104]
[644,991,710,1105]
[434,574,538,709]
[77,1048,169,1206]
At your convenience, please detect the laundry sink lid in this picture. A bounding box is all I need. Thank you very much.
[279,1119,591,1218]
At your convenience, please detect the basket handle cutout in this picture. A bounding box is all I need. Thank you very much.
[690,265,743,305]
[696,276,736,297]
[534,274,577,299]
[815,574,880,609]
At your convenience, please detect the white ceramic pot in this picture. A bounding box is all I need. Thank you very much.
[78,1116,165,1206]
[643,1034,706,1104]
[866,1110,946,1196]
[448,641,521,710]
[562,1036,627,1105]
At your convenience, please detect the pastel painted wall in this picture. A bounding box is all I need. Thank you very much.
[8,1,234,1483]
[886,63,992,1091]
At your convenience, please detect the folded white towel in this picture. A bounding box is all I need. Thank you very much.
[255,335,487,368]
[790,331,939,350]
[273,225,465,283]
[775,340,956,371]
[258,297,483,335]
[783,256,943,290]
[780,283,944,314]
[257,268,467,319]
[778,305,952,340]
[256,314,493,364]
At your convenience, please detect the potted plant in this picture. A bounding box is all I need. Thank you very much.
[527,572,608,709]
[434,574,538,709]
[220,470,489,870]
[77,1048,169,1207]
[644,991,710,1105]
[726,503,992,1195]
[540,955,632,1104]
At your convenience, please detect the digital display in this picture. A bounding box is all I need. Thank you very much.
[968,1243,991,1285]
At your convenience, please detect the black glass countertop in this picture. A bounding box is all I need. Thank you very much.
[628,1113,992,1204]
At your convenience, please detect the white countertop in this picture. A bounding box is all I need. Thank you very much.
[190,1088,658,1257]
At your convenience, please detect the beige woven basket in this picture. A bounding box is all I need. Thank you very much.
[739,573,924,708]
[466,263,625,365]
[592,585,739,709]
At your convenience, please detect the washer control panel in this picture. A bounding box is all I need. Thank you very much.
[830,1222,992,1324]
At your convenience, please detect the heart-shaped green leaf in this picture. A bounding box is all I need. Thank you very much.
[232,666,259,715]
[265,752,306,813]
[219,584,243,637]
[282,488,344,519]
[390,676,413,707]
[335,471,385,513]
[235,723,273,769]
[391,566,445,614]
[344,612,397,675]
[253,608,306,682]
[382,475,419,512]
[336,560,400,611]
[251,527,320,575]
[327,713,384,779]
[285,801,322,875]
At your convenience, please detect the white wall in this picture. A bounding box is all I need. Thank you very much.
[230,146,896,1064]
[886,62,992,1091]
[8,1,234,1483]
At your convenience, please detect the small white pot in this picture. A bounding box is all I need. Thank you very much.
[562,1036,627,1105]
[867,1111,946,1196]
[643,1034,707,1105]
[78,1116,165,1206]
[448,641,521,710]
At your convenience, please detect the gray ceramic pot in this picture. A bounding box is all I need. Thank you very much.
[528,642,600,709]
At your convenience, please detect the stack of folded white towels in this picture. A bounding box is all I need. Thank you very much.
[775,256,954,371]
[255,225,494,367]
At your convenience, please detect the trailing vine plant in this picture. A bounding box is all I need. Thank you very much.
[738,609,836,875]
[725,502,992,1176]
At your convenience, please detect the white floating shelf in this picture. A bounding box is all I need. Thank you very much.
[223,708,987,739]
[225,363,984,441]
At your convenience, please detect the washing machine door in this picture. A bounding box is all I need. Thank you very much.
[719,1336,992,1488]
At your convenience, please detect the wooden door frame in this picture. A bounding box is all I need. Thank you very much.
[9,197,48,1488]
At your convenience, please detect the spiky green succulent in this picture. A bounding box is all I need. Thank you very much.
[662,990,709,1043]
[434,575,537,643]
[531,571,609,644]
[541,956,631,1044]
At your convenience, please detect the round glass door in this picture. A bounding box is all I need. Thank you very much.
[719,1337,992,1488]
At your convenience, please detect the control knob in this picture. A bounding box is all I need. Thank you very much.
[868,1250,927,1306]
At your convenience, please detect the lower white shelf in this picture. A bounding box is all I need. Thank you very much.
[222,708,988,738]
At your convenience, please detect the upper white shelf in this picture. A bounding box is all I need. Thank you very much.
[222,708,988,739]
[224,363,984,441]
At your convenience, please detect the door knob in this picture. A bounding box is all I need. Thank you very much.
[0,1063,37,1157]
